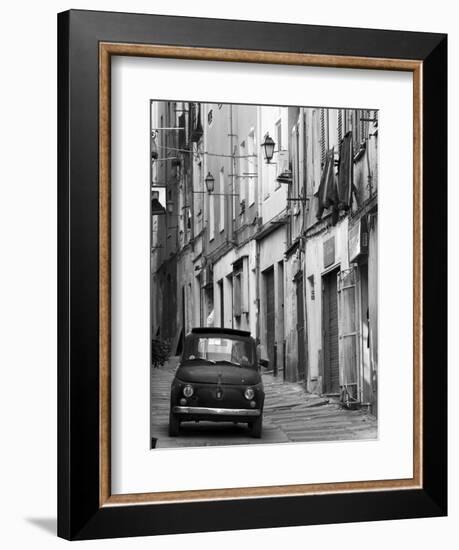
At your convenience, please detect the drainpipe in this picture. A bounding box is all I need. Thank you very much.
[255,106,262,347]
[255,238,261,346]
[230,104,235,330]
[229,104,236,242]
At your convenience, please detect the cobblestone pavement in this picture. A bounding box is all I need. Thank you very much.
[150,357,377,449]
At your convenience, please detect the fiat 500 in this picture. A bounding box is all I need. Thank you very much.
[169,327,264,438]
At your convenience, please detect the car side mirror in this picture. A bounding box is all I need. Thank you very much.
[256,345,263,370]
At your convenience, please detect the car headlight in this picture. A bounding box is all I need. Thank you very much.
[183,384,194,398]
[244,387,255,400]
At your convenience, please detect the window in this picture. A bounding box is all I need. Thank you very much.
[194,159,203,235]
[183,336,254,365]
[218,279,224,327]
[338,109,343,144]
[226,273,233,325]
[303,110,309,196]
[308,275,315,300]
[239,141,247,210]
[351,109,362,153]
[320,108,329,167]
[247,130,257,206]
[232,150,238,222]
[362,109,369,142]
[311,109,320,195]
[275,119,282,152]
[328,109,339,151]
[234,272,242,317]
[219,168,225,232]
[373,109,378,127]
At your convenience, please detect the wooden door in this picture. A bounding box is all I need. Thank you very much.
[218,279,224,328]
[322,270,339,394]
[264,267,275,369]
[296,273,306,381]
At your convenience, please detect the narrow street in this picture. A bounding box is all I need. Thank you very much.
[151,358,377,449]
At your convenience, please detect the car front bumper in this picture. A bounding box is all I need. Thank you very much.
[172,405,261,419]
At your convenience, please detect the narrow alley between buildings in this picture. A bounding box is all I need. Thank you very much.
[151,357,377,449]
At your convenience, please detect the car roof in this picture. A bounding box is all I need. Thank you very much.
[190,327,252,338]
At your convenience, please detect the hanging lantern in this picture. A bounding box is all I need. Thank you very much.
[261,133,275,164]
[151,133,158,161]
[205,172,215,194]
[151,190,165,216]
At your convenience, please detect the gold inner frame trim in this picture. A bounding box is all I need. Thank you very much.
[99,42,423,507]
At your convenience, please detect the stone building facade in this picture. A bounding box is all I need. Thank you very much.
[151,100,378,414]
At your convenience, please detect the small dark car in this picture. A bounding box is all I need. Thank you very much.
[169,327,264,438]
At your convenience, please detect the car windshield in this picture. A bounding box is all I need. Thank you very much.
[183,336,254,366]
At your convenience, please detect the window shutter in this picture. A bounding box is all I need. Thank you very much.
[337,266,361,404]
[291,123,300,214]
[338,110,343,144]
[320,108,326,166]
[234,273,242,317]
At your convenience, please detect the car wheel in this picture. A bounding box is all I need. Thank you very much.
[169,410,180,437]
[249,415,262,438]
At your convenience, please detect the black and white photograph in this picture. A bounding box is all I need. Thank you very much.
[150,100,379,448]
[0,0,452,546]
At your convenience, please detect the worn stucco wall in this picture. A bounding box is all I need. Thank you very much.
[304,218,350,393]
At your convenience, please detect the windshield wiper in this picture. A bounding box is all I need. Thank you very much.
[215,360,241,367]
[184,357,216,364]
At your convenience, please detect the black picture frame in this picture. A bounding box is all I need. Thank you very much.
[58,9,447,540]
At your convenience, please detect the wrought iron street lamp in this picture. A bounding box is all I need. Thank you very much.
[191,171,238,196]
[261,133,275,164]
[204,172,215,194]
[151,190,165,216]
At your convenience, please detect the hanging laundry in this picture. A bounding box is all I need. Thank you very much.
[315,148,338,221]
[337,131,354,210]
